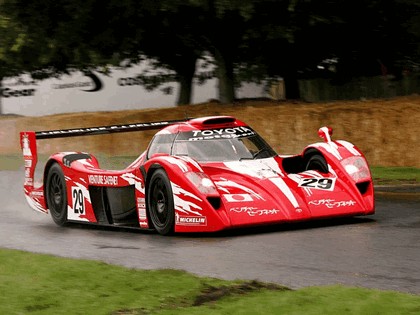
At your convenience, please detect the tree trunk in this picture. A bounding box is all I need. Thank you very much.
[283,71,300,100]
[176,57,197,106]
[214,48,235,104]
[177,76,193,105]
[0,79,2,115]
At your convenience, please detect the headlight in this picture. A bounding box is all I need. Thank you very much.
[185,172,218,195]
[341,156,371,182]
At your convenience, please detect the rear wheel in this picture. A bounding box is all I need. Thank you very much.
[305,154,329,173]
[147,169,175,235]
[46,163,68,226]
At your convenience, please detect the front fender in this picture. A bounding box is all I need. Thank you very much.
[304,140,374,214]
[304,140,370,178]
[143,155,229,232]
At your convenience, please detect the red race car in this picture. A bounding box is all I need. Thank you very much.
[20,116,374,235]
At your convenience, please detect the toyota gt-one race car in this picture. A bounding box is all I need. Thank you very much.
[20,116,374,235]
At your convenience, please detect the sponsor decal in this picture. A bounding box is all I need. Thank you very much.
[22,134,32,157]
[24,178,33,186]
[179,127,255,141]
[308,199,356,209]
[22,134,34,186]
[88,175,118,186]
[298,177,336,191]
[137,197,147,220]
[230,206,280,217]
[137,197,146,208]
[117,75,142,86]
[36,121,172,138]
[118,75,175,92]
[82,72,103,92]
[1,87,36,97]
[175,213,207,226]
[224,194,253,202]
[52,71,103,92]
[138,209,147,220]
[30,190,44,197]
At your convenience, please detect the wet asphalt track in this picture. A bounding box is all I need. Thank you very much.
[1,170,419,294]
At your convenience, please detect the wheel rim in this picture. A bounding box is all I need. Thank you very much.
[151,178,169,227]
[49,173,64,213]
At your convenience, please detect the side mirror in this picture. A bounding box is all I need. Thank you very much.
[318,126,333,143]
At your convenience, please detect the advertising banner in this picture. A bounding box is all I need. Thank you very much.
[1,64,266,116]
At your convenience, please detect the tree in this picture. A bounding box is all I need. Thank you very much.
[0,0,305,104]
[120,2,206,105]
[0,5,49,114]
[2,0,420,108]
[288,0,420,81]
[230,0,299,98]
[197,0,260,103]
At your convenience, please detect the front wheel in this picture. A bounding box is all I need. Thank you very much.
[46,163,68,226]
[147,169,175,235]
[305,154,329,173]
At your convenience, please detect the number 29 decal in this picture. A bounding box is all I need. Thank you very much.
[298,177,336,191]
[71,187,85,214]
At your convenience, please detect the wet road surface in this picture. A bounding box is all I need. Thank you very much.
[1,170,419,294]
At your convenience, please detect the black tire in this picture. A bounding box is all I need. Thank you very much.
[305,154,329,173]
[46,163,68,226]
[147,169,175,235]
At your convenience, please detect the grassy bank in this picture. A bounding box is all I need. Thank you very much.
[371,166,420,185]
[0,249,419,315]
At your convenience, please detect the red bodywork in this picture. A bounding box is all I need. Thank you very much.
[20,116,375,234]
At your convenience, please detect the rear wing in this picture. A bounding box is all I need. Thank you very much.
[20,118,187,188]
[33,119,187,139]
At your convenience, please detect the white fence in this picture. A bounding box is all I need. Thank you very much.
[1,64,267,116]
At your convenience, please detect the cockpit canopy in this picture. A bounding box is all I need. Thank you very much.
[147,124,277,162]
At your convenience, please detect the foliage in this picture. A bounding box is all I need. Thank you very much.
[292,0,420,81]
[1,0,420,105]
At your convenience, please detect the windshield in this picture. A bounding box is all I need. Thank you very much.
[172,129,277,162]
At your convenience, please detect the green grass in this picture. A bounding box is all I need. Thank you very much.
[371,166,420,185]
[0,249,419,315]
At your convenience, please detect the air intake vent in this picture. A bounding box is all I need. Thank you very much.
[202,117,236,125]
[207,196,221,210]
[356,181,370,195]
